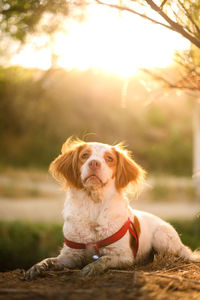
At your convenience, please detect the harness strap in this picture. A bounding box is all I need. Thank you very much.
[129,220,139,258]
[64,217,139,258]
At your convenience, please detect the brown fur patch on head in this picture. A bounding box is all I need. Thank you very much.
[103,150,117,178]
[49,137,87,189]
[113,144,145,192]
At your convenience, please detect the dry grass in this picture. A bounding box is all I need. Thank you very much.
[0,254,200,300]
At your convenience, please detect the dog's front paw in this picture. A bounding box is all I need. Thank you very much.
[23,258,62,280]
[81,262,104,277]
[23,263,45,280]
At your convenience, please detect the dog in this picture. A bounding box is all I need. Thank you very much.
[24,137,199,279]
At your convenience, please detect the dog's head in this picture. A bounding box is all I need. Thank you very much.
[50,137,145,194]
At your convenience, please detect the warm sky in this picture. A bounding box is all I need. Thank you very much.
[10,2,189,77]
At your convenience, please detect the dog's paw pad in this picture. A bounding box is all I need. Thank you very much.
[81,263,103,277]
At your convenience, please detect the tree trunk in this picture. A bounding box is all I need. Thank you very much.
[193,99,200,201]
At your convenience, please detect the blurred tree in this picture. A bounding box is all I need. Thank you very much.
[0,0,72,67]
[0,0,69,42]
[0,66,193,174]
[0,1,199,196]
[96,0,200,199]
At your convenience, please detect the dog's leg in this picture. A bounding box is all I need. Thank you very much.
[152,224,192,260]
[24,247,84,280]
[81,255,133,276]
[23,257,64,280]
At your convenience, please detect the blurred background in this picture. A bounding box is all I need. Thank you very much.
[0,0,199,271]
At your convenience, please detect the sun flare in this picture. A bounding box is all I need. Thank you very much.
[11,3,189,77]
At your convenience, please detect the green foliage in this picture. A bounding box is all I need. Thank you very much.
[0,0,69,41]
[137,102,193,176]
[150,181,196,202]
[0,66,193,175]
[0,220,63,271]
[170,218,200,251]
[182,0,200,32]
[0,219,199,271]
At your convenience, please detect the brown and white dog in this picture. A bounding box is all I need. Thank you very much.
[25,137,199,279]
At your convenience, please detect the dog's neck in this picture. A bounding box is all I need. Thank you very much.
[63,180,129,223]
[63,181,130,245]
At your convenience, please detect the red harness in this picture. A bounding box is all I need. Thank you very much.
[64,218,139,258]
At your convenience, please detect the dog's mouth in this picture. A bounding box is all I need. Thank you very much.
[84,174,103,185]
[83,174,109,202]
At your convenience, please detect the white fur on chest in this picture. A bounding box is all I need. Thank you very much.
[62,187,129,244]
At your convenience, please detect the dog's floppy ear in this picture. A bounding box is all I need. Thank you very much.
[49,137,86,189]
[113,146,145,191]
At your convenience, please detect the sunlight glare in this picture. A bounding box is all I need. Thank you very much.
[11,3,189,77]
[11,44,51,70]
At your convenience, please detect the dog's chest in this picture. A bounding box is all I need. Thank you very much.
[63,207,116,243]
[62,189,129,244]
[63,204,126,244]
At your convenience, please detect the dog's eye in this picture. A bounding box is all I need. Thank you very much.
[81,152,89,160]
[106,155,114,163]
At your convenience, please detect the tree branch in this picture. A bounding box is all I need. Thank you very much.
[95,0,173,31]
[160,0,168,10]
[170,7,194,35]
[140,68,181,89]
[178,0,200,36]
[96,0,200,48]
[141,68,200,91]
[145,0,200,48]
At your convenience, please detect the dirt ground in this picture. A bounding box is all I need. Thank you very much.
[0,255,200,300]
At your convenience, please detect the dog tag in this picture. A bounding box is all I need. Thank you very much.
[92,255,99,260]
